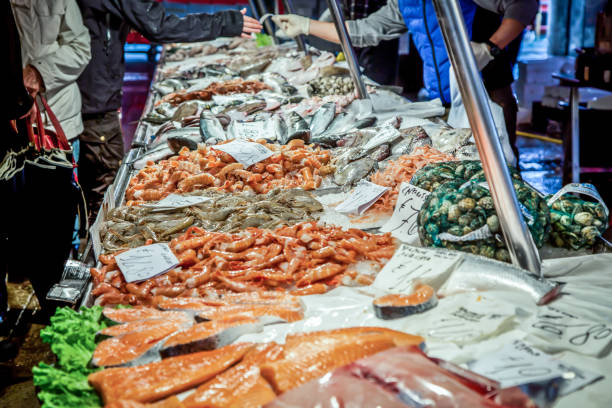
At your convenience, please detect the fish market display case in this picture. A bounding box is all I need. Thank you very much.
[40,17,612,408]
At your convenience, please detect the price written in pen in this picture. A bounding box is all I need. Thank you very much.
[213,140,274,168]
[381,183,430,242]
[115,243,179,283]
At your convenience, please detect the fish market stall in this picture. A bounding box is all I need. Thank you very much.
[35,33,612,408]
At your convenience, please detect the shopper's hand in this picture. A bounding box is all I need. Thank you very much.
[23,65,44,98]
[470,42,494,71]
[240,8,263,38]
[271,14,310,37]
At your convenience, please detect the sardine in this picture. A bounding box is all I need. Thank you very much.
[333,157,377,190]
[439,253,564,305]
[309,102,336,137]
[199,112,226,144]
[285,112,311,144]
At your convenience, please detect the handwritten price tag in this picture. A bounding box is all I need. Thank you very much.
[335,180,389,215]
[528,305,612,357]
[115,243,179,283]
[141,194,211,210]
[469,340,568,388]
[213,140,274,168]
[381,183,430,243]
[373,244,463,293]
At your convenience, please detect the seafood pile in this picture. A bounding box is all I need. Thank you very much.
[418,179,551,261]
[125,140,333,205]
[100,189,323,253]
[158,79,271,105]
[307,75,355,97]
[547,193,608,249]
[90,221,396,306]
[368,146,456,213]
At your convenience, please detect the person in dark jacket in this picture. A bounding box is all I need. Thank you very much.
[76,1,262,224]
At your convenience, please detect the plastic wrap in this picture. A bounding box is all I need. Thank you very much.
[418,179,550,262]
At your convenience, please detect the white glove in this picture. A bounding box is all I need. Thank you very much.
[471,41,494,71]
[271,14,310,38]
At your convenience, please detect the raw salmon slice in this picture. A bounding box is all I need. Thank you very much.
[373,284,438,319]
[98,318,189,338]
[195,304,304,323]
[103,307,189,323]
[160,317,262,358]
[92,319,188,367]
[88,343,252,404]
[104,395,184,407]
[283,326,424,348]
[182,343,283,408]
[154,296,228,311]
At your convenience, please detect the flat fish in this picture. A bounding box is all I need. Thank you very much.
[309,102,336,137]
[439,254,564,305]
[199,112,226,144]
[285,111,311,144]
[160,317,262,358]
[182,343,282,408]
[91,319,189,367]
[88,343,253,404]
[333,157,377,189]
[167,135,201,153]
[170,101,199,122]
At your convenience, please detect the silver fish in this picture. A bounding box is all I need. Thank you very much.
[171,101,199,122]
[285,111,311,144]
[439,253,563,305]
[133,147,174,169]
[333,157,377,190]
[150,127,201,150]
[309,102,336,137]
[200,112,226,144]
[167,135,200,153]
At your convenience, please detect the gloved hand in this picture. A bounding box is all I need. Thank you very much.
[271,14,310,38]
[471,42,494,71]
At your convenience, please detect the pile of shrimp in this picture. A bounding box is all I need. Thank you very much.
[368,145,455,213]
[125,139,334,205]
[90,221,396,306]
[158,79,271,106]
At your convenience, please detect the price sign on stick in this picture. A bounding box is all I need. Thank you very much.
[213,140,273,168]
[335,180,389,215]
[469,340,568,388]
[115,243,179,283]
[381,183,430,242]
[373,245,463,293]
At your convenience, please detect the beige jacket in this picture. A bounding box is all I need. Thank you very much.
[11,0,91,140]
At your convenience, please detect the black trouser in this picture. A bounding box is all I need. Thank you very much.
[79,111,125,225]
[355,38,400,86]
[1,122,75,323]
[472,6,524,160]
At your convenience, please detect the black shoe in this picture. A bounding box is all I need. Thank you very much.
[0,339,19,361]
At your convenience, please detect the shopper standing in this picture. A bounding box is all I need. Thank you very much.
[76,0,262,224]
[273,0,538,159]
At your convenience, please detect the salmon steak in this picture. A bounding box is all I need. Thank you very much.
[92,319,189,367]
[260,327,424,394]
[160,317,262,358]
[181,343,284,408]
[88,343,253,404]
[98,317,189,339]
[373,284,438,319]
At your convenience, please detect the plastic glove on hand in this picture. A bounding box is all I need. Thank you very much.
[271,14,310,37]
[470,42,494,71]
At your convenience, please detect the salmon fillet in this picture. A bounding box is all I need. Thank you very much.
[98,319,179,338]
[89,343,252,404]
[182,343,283,408]
[103,307,189,323]
[104,396,184,408]
[92,320,189,367]
[154,297,227,311]
[160,317,262,358]
[196,304,304,323]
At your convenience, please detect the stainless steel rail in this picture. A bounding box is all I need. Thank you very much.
[325,0,368,99]
[254,0,279,44]
[281,0,307,53]
[432,0,542,276]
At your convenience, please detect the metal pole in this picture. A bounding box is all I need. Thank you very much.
[570,87,580,183]
[254,0,279,44]
[248,0,261,20]
[432,0,542,276]
[325,0,368,99]
[281,0,307,52]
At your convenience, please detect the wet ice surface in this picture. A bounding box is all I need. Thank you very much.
[517,136,563,195]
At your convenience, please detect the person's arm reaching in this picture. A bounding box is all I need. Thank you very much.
[94,0,260,43]
[272,0,406,48]
[28,0,91,95]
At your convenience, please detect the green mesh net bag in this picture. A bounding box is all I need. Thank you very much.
[545,183,609,250]
[410,160,521,192]
[418,178,550,262]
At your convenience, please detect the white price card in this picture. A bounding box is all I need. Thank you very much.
[142,194,211,210]
[361,126,401,151]
[381,183,430,242]
[115,243,179,283]
[469,340,568,388]
[528,305,612,357]
[556,362,603,396]
[335,180,389,215]
[373,244,463,293]
[213,140,274,168]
